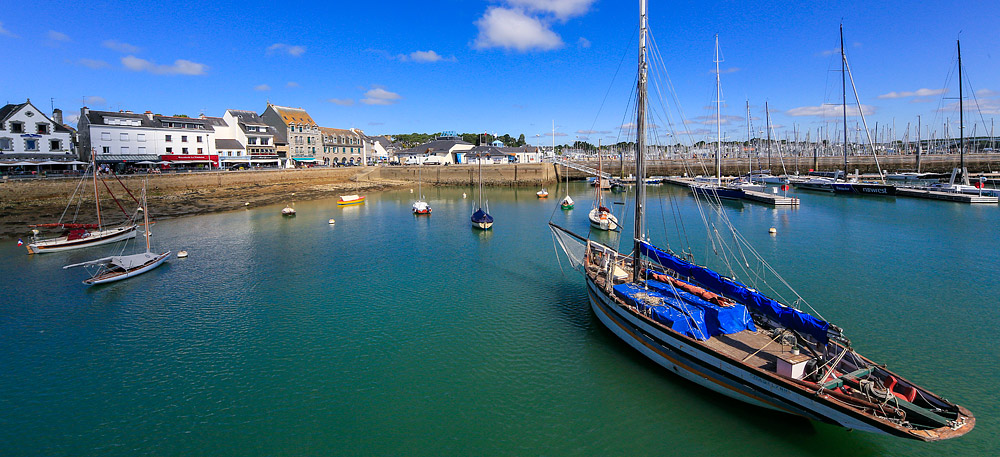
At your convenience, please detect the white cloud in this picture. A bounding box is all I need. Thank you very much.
[938,99,1000,115]
[65,113,80,125]
[577,37,590,48]
[818,49,838,57]
[267,43,306,57]
[48,30,70,42]
[544,131,568,137]
[786,104,875,117]
[976,88,999,97]
[506,0,596,20]
[361,87,402,105]
[85,96,106,106]
[877,88,947,99]
[254,84,271,91]
[286,81,300,88]
[399,50,456,63]
[102,40,140,53]
[711,67,740,74]
[0,22,17,38]
[78,58,109,69]
[328,98,355,106]
[692,114,744,125]
[121,55,208,75]
[576,129,609,134]
[473,7,563,52]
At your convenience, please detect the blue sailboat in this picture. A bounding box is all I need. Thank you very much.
[550,2,973,442]
[470,150,493,229]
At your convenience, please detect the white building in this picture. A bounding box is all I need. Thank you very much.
[77,108,219,168]
[213,110,279,168]
[0,99,75,162]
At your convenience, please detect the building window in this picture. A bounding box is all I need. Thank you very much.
[165,134,172,142]
[101,132,111,141]
[197,148,203,154]
[166,147,172,153]
[261,138,268,145]
[182,148,188,154]
[49,139,61,150]
[248,137,257,145]
[102,146,110,154]
[25,139,39,151]
[181,135,188,142]
[121,146,129,154]
[197,136,202,143]
[137,134,146,142]
[298,126,303,132]
[138,146,146,154]
[120,133,129,141]
[10,122,24,133]
[36,124,49,134]
[0,138,12,150]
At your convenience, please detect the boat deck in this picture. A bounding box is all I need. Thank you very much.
[701,330,798,372]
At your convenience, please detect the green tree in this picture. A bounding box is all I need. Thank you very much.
[517,134,526,146]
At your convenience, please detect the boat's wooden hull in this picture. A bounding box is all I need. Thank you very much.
[27,225,138,254]
[585,275,972,441]
[84,251,171,285]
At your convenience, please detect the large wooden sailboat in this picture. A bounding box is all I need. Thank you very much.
[26,153,138,254]
[550,2,973,441]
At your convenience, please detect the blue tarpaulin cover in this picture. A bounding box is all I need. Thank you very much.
[640,241,831,344]
[645,279,757,336]
[613,283,709,340]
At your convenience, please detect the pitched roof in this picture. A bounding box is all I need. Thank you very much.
[270,104,316,126]
[0,102,27,123]
[227,109,269,126]
[84,110,159,128]
[215,139,244,150]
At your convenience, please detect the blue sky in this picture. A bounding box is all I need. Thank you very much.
[3,0,998,145]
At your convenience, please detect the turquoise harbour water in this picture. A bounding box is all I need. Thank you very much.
[1,182,998,456]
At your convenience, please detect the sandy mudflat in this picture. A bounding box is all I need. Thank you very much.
[0,173,408,240]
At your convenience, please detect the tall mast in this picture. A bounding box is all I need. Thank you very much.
[917,115,922,173]
[746,99,752,177]
[143,180,150,253]
[765,102,772,171]
[841,24,849,181]
[715,34,722,183]
[958,39,967,184]
[633,0,648,281]
[91,148,102,230]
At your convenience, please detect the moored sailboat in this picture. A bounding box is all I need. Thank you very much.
[550,2,973,441]
[588,140,619,230]
[26,152,138,254]
[64,180,170,285]
[471,150,493,230]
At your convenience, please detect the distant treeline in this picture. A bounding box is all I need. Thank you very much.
[392,132,529,148]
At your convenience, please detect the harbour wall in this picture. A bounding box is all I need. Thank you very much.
[558,154,1000,178]
[0,168,359,203]
[370,163,558,186]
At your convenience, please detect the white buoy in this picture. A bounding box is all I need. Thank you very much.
[410,189,414,193]
[177,250,188,258]
[769,227,777,234]
[463,192,467,198]
[328,218,336,224]
[244,202,250,206]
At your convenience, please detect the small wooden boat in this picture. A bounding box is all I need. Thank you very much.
[338,195,366,206]
[281,206,296,216]
[560,196,575,210]
[537,189,549,198]
[412,201,432,215]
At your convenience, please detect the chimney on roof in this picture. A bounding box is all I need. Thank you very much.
[81,106,89,116]
[52,108,63,125]
[145,112,154,120]
[125,110,134,114]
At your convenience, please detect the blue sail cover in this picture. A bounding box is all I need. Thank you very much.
[471,208,494,224]
[640,242,831,344]
[645,280,756,336]
[613,283,709,340]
